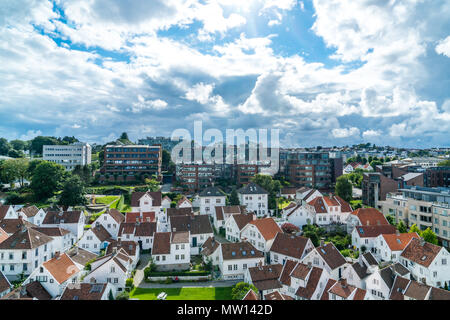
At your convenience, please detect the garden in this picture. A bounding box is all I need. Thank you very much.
[129,287,233,300]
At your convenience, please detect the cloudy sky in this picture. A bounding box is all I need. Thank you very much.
[0,0,449,148]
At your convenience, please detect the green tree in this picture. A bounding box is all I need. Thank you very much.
[10,139,27,151]
[30,161,66,200]
[397,220,407,233]
[29,136,59,156]
[145,178,160,192]
[27,159,44,177]
[421,228,438,245]
[108,290,114,300]
[251,174,281,210]
[0,138,11,156]
[335,175,353,202]
[229,187,240,206]
[437,159,450,167]
[7,149,24,158]
[1,158,29,187]
[59,175,88,207]
[409,224,421,234]
[386,215,396,226]
[231,282,258,300]
[120,132,129,140]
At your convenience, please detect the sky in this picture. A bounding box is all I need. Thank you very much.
[0,0,449,148]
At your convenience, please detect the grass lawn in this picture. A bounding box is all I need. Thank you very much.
[130,287,233,300]
[94,196,120,208]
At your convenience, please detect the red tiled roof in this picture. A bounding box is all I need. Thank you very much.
[279,259,297,286]
[242,289,259,300]
[381,233,419,251]
[295,267,323,300]
[351,208,389,226]
[355,225,397,238]
[270,233,310,260]
[308,197,327,213]
[248,218,282,241]
[130,191,162,207]
[400,238,442,267]
[125,212,156,223]
[320,279,337,300]
[43,253,80,284]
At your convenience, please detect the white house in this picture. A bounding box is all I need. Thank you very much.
[201,236,221,266]
[218,242,265,280]
[169,215,214,255]
[198,186,226,216]
[106,240,140,269]
[41,210,85,240]
[78,224,113,255]
[346,208,389,234]
[280,188,297,199]
[152,231,190,271]
[33,227,75,254]
[225,213,255,243]
[0,226,54,280]
[351,224,397,253]
[94,209,125,239]
[325,279,370,300]
[214,205,245,230]
[399,238,450,288]
[295,188,322,204]
[16,206,46,226]
[176,196,192,209]
[84,248,133,296]
[240,217,282,253]
[23,252,81,298]
[269,233,315,265]
[374,232,419,263]
[365,265,399,300]
[130,191,162,213]
[161,196,172,210]
[282,204,314,229]
[244,264,283,298]
[301,242,347,280]
[237,183,268,217]
[286,262,330,300]
[118,222,157,252]
[303,195,353,226]
[342,252,379,290]
[0,205,18,220]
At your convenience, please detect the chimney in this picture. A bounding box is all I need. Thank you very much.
[112,247,117,254]
[367,220,370,226]
[396,229,400,236]
[55,251,60,259]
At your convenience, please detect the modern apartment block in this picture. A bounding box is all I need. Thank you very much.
[280,150,334,190]
[43,142,91,170]
[102,145,162,181]
[379,186,450,248]
[362,172,399,208]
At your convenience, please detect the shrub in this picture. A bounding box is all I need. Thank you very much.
[115,291,129,300]
[165,277,173,284]
[125,278,134,289]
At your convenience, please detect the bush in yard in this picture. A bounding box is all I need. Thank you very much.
[231,282,258,300]
[165,277,173,284]
[126,278,134,289]
[281,222,300,234]
[115,291,129,300]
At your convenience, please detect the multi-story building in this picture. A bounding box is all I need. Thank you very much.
[102,145,162,181]
[362,172,399,209]
[280,150,335,191]
[43,142,91,170]
[379,186,450,248]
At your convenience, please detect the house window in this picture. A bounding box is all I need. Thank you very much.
[162,256,166,261]
[233,264,238,270]
[22,252,27,260]
[442,259,447,265]
[176,245,179,250]
[228,265,232,271]
[156,256,160,261]
[111,266,115,273]
[181,255,185,260]
[243,264,247,269]
[175,255,179,260]
[23,263,28,271]
[114,278,118,284]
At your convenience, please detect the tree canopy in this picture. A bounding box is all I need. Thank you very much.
[335,175,353,202]
[59,175,88,207]
[30,161,67,200]
[231,282,258,300]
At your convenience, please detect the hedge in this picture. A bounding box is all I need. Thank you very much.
[146,270,211,277]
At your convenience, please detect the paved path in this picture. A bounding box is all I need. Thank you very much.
[133,253,152,287]
[137,280,239,289]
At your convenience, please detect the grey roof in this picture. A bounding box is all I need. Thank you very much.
[401,173,423,181]
[238,182,268,195]
[362,252,378,266]
[198,186,226,197]
[379,266,395,290]
[351,262,369,279]
[392,262,410,276]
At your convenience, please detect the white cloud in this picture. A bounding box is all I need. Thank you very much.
[185,83,215,104]
[332,127,360,139]
[436,36,450,58]
[129,96,168,113]
[362,130,381,139]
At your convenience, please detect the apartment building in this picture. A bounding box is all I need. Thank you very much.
[362,172,399,208]
[379,186,450,248]
[43,142,91,170]
[102,145,162,181]
[280,150,334,190]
